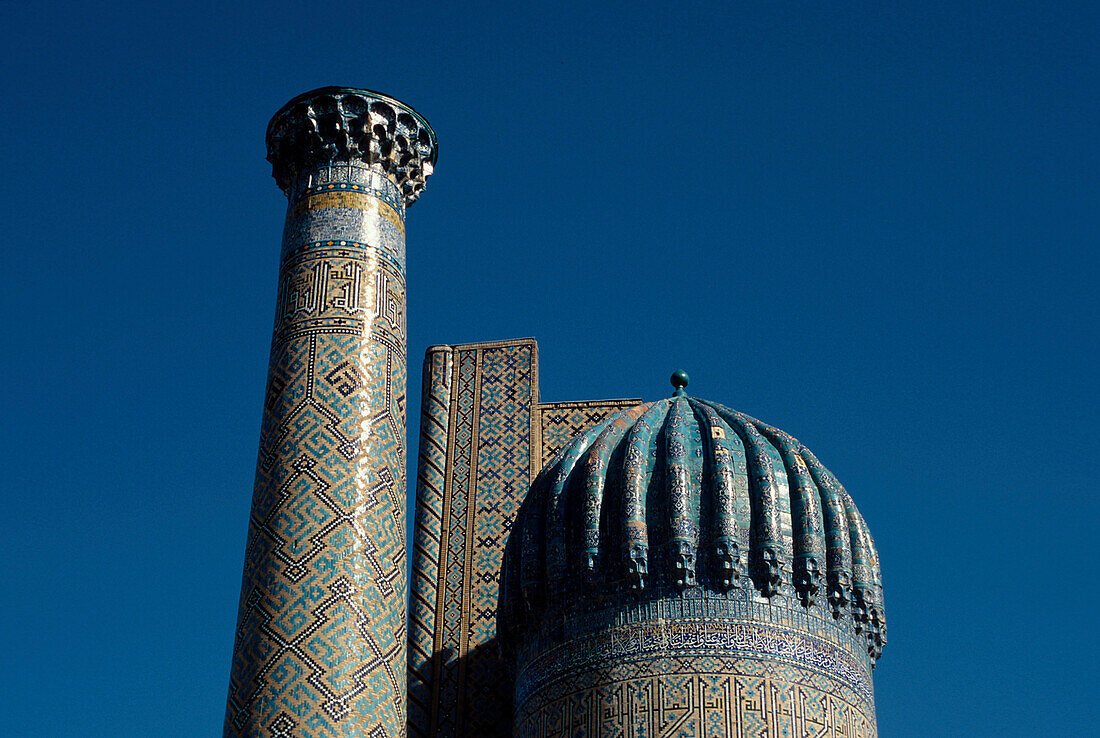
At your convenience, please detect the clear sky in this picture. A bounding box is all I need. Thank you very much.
[2,1,1096,735]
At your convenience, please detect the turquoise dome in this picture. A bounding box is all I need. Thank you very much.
[499,393,885,660]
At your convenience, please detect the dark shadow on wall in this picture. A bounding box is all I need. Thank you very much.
[456,637,513,737]
[408,638,513,738]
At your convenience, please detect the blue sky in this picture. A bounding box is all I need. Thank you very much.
[2,1,1096,735]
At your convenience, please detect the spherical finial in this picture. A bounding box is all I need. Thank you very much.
[670,370,689,396]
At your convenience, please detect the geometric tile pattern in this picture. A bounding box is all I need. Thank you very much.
[227,87,888,738]
[538,399,642,468]
[422,339,539,738]
[407,347,454,737]
[513,600,877,737]
[461,343,537,736]
[407,340,646,737]
[226,161,414,738]
[515,658,876,737]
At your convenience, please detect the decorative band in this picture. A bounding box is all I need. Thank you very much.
[292,178,405,215]
[281,240,405,272]
[288,191,405,234]
[516,616,874,708]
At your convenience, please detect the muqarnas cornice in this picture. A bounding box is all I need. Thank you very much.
[266,86,438,204]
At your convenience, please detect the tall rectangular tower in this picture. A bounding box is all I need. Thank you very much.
[225,88,436,738]
[406,339,640,736]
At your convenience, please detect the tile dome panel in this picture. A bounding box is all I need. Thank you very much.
[499,395,885,662]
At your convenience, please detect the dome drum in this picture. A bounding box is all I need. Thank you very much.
[505,569,881,736]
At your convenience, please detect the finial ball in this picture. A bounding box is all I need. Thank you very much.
[671,370,690,390]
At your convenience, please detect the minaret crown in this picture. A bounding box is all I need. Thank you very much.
[266,86,438,205]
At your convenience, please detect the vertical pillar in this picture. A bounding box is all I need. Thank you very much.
[225,87,436,738]
[407,346,454,737]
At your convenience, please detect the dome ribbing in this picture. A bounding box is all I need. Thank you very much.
[499,394,885,661]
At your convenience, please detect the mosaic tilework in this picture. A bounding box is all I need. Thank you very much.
[228,88,435,738]
[464,344,538,734]
[407,343,648,737]
[515,657,875,737]
[402,340,541,737]
[538,400,642,468]
[441,340,538,737]
[500,386,885,736]
[515,596,874,707]
[408,348,454,738]
[512,595,876,737]
[501,395,886,653]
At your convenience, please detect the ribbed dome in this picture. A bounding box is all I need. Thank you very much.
[499,391,885,660]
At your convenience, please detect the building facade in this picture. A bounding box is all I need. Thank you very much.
[405,339,641,737]
[226,87,886,738]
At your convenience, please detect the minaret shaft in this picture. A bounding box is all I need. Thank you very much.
[226,88,435,738]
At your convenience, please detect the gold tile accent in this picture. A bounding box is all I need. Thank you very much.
[290,191,406,235]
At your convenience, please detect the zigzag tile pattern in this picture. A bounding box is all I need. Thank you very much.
[462,345,535,736]
[409,343,656,737]
[408,348,453,737]
[433,346,478,737]
[405,340,538,737]
[538,400,642,468]
[226,163,411,738]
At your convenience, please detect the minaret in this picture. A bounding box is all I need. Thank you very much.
[225,88,436,737]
